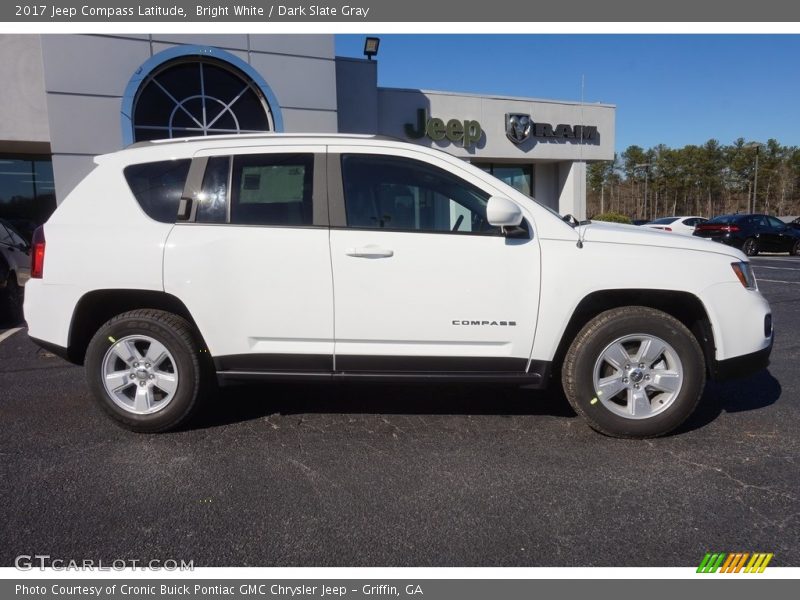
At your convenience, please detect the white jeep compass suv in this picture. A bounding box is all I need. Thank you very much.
[24,134,773,437]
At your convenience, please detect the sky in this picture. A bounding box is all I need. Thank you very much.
[335,34,800,154]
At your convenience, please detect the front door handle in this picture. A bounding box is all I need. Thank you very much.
[345,245,394,258]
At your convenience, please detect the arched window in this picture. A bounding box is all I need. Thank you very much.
[129,55,276,142]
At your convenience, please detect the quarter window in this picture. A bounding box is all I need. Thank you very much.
[230,154,313,226]
[124,159,192,223]
[341,154,499,235]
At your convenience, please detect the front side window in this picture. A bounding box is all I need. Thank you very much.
[341,154,498,235]
[124,159,191,223]
[230,154,313,226]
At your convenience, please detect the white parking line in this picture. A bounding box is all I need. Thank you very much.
[751,256,800,262]
[0,327,23,344]
[757,278,800,285]
[752,265,800,271]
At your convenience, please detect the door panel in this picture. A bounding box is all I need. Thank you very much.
[165,225,334,361]
[329,230,539,370]
[164,146,334,367]
[328,148,540,372]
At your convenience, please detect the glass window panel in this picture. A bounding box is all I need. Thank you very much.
[123,159,192,223]
[341,154,499,235]
[132,58,271,142]
[196,156,229,224]
[0,157,56,232]
[491,165,533,197]
[230,154,313,226]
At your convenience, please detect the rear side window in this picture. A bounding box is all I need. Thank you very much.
[230,154,313,226]
[196,156,230,224]
[124,160,191,223]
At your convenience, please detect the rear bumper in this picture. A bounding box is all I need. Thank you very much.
[711,338,772,381]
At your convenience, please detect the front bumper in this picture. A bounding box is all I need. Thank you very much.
[711,337,772,381]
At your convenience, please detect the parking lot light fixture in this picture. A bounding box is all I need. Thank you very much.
[363,37,380,60]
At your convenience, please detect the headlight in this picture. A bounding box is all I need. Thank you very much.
[731,261,757,290]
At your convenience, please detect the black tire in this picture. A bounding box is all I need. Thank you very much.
[790,240,800,256]
[0,272,23,326]
[742,237,759,256]
[561,306,705,438]
[85,309,208,433]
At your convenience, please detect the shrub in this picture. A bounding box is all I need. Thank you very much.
[592,212,632,224]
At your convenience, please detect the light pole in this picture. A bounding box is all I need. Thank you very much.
[745,142,763,213]
[634,163,651,220]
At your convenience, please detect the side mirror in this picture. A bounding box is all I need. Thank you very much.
[486,196,523,227]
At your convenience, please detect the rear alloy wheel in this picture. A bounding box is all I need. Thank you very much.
[790,240,800,256]
[562,306,705,438]
[85,309,207,432]
[742,237,759,256]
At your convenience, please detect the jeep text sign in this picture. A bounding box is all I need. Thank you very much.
[405,109,482,147]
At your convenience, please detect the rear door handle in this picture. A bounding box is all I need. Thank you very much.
[345,245,394,258]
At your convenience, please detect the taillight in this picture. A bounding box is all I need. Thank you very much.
[31,226,45,279]
[664,227,672,232]
[728,225,741,232]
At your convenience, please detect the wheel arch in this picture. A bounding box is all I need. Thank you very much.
[67,289,208,365]
[551,289,716,378]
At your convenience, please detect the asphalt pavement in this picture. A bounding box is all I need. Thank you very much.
[1,255,798,567]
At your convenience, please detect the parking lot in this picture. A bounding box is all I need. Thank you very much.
[1,254,799,567]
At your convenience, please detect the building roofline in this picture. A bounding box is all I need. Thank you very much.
[378,86,616,108]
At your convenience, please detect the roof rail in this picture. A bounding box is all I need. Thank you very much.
[126,132,404,149]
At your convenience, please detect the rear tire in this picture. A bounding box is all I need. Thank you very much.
[790,240,800,256]
[742,237,759,256]
[562,307,705,438]
[0,272,23,326]
[85,309,207,433]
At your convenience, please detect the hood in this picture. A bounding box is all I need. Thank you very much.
[579,221,746,260]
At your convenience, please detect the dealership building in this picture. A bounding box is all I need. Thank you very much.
[0,34,615,233]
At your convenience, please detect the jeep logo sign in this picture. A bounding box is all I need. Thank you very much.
[505,113,598,145]
[405,109,482,148]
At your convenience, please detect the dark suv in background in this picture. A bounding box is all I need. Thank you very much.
[694,213,800,256]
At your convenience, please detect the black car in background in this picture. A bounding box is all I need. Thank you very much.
[694,213,800,256]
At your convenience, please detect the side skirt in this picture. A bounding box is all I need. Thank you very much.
[214,355,551,388]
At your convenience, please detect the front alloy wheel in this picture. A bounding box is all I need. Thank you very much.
[592,334,683,420]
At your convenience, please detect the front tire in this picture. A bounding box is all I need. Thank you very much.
[85,309,207,432]
[562,307,705,438]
